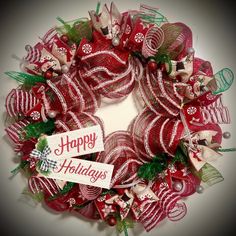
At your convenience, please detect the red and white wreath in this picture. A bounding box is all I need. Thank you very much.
[4,2,235,235]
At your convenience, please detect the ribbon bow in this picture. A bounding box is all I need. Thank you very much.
[185,130,222,171]
[30,145,57,172]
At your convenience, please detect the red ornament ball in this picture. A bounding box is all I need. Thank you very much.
[60,34,69,43]
[148,60,158,72]
[107,216,117,226]
[44,70,53,79]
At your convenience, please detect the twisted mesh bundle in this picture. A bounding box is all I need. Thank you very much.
[5,89,39,117]
[132,108,184,158]
[55,112,104,134]
[96,131,142,187]
[139,70,185,117]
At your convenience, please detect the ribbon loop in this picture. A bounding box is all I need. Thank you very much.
[30,145,57,172]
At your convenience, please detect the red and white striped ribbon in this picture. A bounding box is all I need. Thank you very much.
[139,186,186,231]
[142,26,164,58]
[24,45,42,63]
[5,89,39,117]
[202,96,230,124]
[5,119,30,152]
[28,175,60,196]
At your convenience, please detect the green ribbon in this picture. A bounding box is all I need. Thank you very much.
[96,1,101,15]
[217,148,236,152]
[137,8,167,26]
[212,68,234,95]
[5,71,46,86]
[200,163,224,186]
[171,145,189,165]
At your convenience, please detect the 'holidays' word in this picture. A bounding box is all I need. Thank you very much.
[54,159,108,183]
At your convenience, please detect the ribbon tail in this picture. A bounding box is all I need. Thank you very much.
[40,160,49,172]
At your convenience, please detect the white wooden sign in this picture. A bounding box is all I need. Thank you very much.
[42,125,114,189]
[46,125,104,158]
[47,158,114,189]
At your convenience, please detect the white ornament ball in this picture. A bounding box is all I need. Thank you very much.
[61,65,69,74]
[173,181,183,192]
[112,37,120,47]
[48,111,57,118]
[16,151,23,158]
[25,45,31,51]
[196,185,204,193]
[187,47,195,54]
[223,131,231,139]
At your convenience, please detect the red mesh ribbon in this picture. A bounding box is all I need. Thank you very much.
[5,89,39,117]
[55,112,104,134]
[5,72,101,123]
[77,31,135,99]
[142,26,164,58]
[139,69,185,117]
[137,184,185,231]
[131,164,200,231]
[28,175,60,197]
[132,108,184,158]
[161,22,192,60]
[79,184,102,200]
[96,131,142,188]
[42,72,100,115]
[75,201,99,220]
[193,58,213,76]
[5,119,30,152]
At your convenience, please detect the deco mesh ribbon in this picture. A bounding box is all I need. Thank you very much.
[4,2,235,235]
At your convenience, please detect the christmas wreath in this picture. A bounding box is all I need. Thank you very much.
[4,2,235,235]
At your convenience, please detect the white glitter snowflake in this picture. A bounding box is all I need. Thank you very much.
[67,198,76,207]
[187,106,197,115]
[168,163,177,173]
[102,205,115,217]
[139,193,153,201]
[82,44,92,54]
[134,33,144,43]
[30,111,40,120]
[206,93,216,100]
